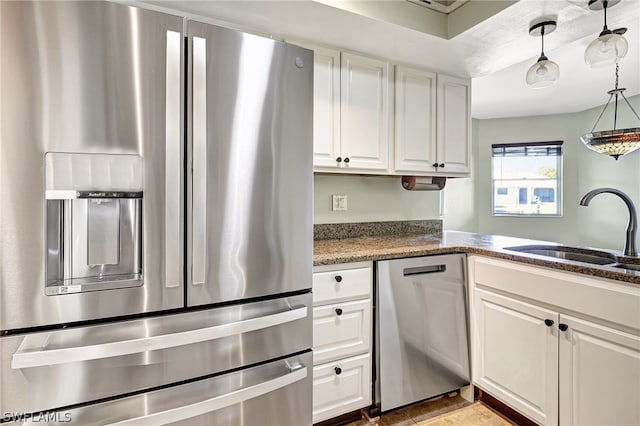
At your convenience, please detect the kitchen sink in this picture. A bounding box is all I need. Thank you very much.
[503,245,617,265]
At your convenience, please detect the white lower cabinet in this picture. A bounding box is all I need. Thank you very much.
[312,262,372,423]
[313,299,371,364]
[474,288,559,426]
[312,353,372,423]
[559,315,640,426]
[470,256,640,426]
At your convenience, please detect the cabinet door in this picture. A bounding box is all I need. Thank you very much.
[394,66,437,174]
[313,298,371,364]
[436,74,471,174]
[340,52,391,171]
[559,315,640,426]
[473,289,558,426]
[313,47,341,169]
[312,353,371,423]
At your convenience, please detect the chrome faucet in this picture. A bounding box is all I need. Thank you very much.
[579,188,638,257]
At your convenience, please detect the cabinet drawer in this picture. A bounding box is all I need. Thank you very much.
[313,299,371,364]
[313,265,371,305]
[312,353,371,424]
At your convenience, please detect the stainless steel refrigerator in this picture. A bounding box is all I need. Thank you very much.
[0,2,313,424]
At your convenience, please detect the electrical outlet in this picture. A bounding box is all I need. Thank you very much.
[332,195,348,211]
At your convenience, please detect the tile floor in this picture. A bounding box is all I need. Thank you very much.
[345,394,516,426]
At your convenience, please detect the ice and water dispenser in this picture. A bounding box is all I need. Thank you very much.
[45,153,143,295]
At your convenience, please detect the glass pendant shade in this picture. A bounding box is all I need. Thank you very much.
[526,58,560,88]
[584,32,629,67]
[526,20,559,89]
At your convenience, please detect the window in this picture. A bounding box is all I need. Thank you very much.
[492,141,563,216]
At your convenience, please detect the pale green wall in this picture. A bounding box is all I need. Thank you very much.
[457,95,640,252]
[314,174,440,224]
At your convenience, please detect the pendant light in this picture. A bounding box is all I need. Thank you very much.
[580,64,640,160]
[584,0,628,68]
[526,20,560,88]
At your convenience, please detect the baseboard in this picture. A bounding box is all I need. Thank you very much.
[474,387,539,426]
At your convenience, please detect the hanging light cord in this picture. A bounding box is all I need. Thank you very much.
[590,63,640,132]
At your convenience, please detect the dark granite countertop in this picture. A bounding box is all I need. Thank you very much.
[313,230,640,285]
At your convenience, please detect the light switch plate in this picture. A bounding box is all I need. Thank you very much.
[332,194,348,211]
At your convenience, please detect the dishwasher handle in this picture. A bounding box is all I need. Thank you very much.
[403,264,446,276]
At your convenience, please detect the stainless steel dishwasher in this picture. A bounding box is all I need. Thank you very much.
[375,254,470,412]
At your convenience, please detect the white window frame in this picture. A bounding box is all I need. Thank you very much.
[491,141,563,218]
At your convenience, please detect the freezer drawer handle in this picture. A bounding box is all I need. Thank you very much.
[403,265,446,276]
[11,306,307,369]
[104,366,308,426]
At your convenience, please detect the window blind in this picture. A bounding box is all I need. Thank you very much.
[492,141,563,157]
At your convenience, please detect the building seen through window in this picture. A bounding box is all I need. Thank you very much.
[491,141,563,216]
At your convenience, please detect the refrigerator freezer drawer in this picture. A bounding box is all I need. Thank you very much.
[312,299,371,364]
[1,293,311,415]
[7,352,312,426]
[312,353,372,424]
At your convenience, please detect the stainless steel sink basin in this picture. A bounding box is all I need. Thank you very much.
[503,245,617,265]
[611,263,640,272]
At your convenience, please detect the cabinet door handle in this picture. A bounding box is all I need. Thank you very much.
[336,157,342,163]
[334,367,342,375]
[334,275,343,283]
[544,319,554,327]
[432,162,439,168]
[439,163,445,168]
[343,157,350,164]
[335,308,343,316]
[559,323,569,332]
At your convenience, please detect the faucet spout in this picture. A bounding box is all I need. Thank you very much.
[579,188,638,257]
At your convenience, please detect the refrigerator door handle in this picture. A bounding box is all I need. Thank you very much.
[103,366,308,426]
[191,35,207,286]
[12,305,307,369]
[165,29,183,289]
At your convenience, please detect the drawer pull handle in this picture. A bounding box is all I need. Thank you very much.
[334,275,343,283]
[335,308,343,316]
[334,367,342,375]
[559,323,569,332]
[544,319,554,327]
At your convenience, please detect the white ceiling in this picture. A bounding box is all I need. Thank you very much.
[140,0,640,119]
[453,0,640,118]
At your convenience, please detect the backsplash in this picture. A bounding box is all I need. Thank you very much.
[314,220,442,240]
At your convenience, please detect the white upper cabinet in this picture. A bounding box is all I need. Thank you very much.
[311,48,391,173]
[312,47,341,168]
[436,74,471,174]
[309,43,471,176]
[393,65,437,174]
[339,53,391,171]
